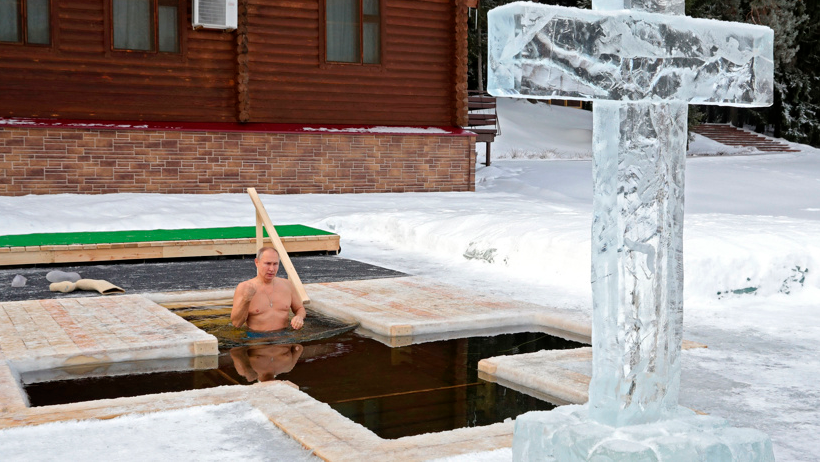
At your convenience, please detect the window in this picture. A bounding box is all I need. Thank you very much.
[0,0,50,45]
[112,0,179,53]
[325,0,380,64]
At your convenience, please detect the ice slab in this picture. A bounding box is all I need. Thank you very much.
[593,0,685,15]
[513,405,775,461]
[488,3,774,105]
[589,101,687,426]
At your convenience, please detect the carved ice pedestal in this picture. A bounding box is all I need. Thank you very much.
[513,405,774,461]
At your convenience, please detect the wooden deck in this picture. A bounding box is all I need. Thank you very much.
[0,235,340,267]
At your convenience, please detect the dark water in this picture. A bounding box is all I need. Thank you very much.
[24,306,586,439]
[171,305,360,348]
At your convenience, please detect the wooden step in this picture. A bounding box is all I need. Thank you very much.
[467,120,497,127]
[468,101,496,109]
[468,113,497,120]
[468,128,498,135]
[692,124,797,152]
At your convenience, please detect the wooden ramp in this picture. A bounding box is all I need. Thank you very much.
[0,225,339,267]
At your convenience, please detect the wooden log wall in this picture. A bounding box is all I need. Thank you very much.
[0,1,237,122]
[236,0,251,122]
[246,0,459,126]
[452,0,469,127]
[0,1,468,127]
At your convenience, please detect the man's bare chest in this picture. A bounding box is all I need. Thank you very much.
[248,283,291,315]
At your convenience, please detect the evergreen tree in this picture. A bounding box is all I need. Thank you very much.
[776,0,819,145]
[470,1,819,147]
[467,1,589,92]
[688,0,818,147]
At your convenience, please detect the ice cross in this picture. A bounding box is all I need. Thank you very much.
[489,1,773,427]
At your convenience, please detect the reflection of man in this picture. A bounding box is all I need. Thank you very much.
[230,344,303,382]
[231,247,305,331]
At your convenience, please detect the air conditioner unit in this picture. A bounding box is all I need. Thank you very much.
[193,0,238,30]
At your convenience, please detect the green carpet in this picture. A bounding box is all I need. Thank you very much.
[0,225,335,248]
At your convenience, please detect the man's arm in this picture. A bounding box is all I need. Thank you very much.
[289,281,306,330]
[231,281,254,328]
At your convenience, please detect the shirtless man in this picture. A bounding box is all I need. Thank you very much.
[229,344,303,382]
[231,247,305,331]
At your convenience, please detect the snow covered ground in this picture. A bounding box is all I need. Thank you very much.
[1,101,819,460]
[0,402,319,462]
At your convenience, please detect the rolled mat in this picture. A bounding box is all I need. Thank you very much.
[49,279,125,295]
[76,279,125,295]
[49,281,76,293]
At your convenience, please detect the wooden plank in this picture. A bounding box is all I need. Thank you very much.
[467,120,497,127]
[246,188,310,305]
[53,246,165,263]
[255,212,264,252]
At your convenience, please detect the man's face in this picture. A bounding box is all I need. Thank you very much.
[255,250,280,282]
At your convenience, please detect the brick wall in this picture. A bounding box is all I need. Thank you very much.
[0,127,476,195]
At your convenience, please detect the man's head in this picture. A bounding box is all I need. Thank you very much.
[254,247,280,282]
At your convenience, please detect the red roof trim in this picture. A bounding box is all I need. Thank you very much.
[0,117,475,137]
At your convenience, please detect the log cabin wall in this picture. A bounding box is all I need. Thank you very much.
[0,0,465,125]
[0,1,237,122]
[0,1,474,196]
[246,0,458,125]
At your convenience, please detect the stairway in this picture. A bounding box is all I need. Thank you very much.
[692,124,799,152]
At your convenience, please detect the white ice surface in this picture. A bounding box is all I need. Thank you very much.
[1,103,818,461]
[0,402,318,461]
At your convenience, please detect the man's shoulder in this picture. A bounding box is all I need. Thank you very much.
[236,278,259,290]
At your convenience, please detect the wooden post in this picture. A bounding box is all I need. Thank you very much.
[255,211,263,252]
[247,188,310,305]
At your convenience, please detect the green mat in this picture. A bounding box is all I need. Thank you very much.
[0,225,335,248]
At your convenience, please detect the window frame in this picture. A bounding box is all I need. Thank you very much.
[106,0,185,56]
[0,0,53,47]
[320,0,384,67]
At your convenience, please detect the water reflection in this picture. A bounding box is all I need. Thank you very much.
[229,344,303,382]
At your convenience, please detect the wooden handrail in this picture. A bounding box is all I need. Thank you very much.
[247,187,310,305]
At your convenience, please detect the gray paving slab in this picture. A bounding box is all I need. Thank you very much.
[0,255,405,302]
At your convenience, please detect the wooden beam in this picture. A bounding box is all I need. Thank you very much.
[255,212,264,253]
[246,188,310,305]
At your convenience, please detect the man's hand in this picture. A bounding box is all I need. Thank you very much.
[291,315,305,330]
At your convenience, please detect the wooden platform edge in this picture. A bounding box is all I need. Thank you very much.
[0,235,340,267]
